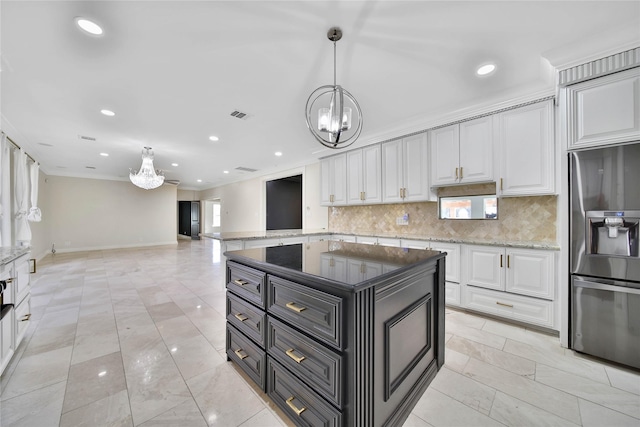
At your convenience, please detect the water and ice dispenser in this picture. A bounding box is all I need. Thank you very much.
[587,211,639,257]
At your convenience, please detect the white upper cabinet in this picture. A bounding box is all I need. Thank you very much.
[346,144,382,205]
[382,133,435,203]
[496,100,555,196]
[320,153,347,206]
[430,116,494,186]
[567,68,640,149]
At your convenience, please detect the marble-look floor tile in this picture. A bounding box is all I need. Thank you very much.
[463,358,582,424]
[605,366,640,395]
[62,351,127,413]
[445,321,506,350]
[489,391,580,427]
[21,323,76,358]
[535,364,640,419]
[446,309,488,329]
[60,389,133,427]
[168,334,226,380]
[402,413,434,427]
[1,345,73,400]
[239,408,288,427]
[578,398,640,427]
[430,367,496,415]
[155,315,203,346]
[0,381,66,427]
[187,363,265,426]
[481,317,561,351]
[443,347,470,373]
[447,335,536,376]
[125,354,192,425]
[411,387,504,427]
[138,397,207,427]
[503,338,610,384]
[147,301,185,323]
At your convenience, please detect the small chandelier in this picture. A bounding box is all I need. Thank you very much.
[130,147,165,190]
[305,27,363,149]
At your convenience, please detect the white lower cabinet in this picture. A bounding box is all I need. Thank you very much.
[1,305,15,374]
[445,282,461,306]
[462,244,557,329]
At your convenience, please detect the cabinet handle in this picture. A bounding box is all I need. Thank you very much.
[455,167,458,180]
[21,313,31,321]
[285,348,306,363]
[286,397,307,416]
[500,178,503,191]
[507,255,510,268]
[234,313,248,322]
[285,302,306,313]
[500,254,503,268]
[233,279,249,286]
[460,167,463,179]
[29,259,36,274]
[234,349,248,360]
[330,194,334,203]
[496,301,514,308]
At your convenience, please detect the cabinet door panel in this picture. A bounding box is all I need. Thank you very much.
[346,150,364,205]
[569,69,640,148]
[331,154,347,205]
[459,116,493,183]
[403,134,433,201]
[382,140,404,203]
[431,243,460,283]
[465,245,504,291]
[430,125,459,186]
[320,158,332,205]
[362,144,382,203]
[499,101,554,196]
[506,249,555,300]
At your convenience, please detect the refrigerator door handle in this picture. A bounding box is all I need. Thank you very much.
[573,279,640,295]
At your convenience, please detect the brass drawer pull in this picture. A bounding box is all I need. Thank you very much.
[29,258,36,274]
[285,348,306,363]
[285,302,306,313]
[21,313,31,321]
[507,255,510,268]
[234,313,248,322]
[496,301,514,308]
[500,254,503,268]
[460,167,463,179]
[233,279,249,286]
[286,396,306,416]
[455,167,459,180]
[234,349,248,360]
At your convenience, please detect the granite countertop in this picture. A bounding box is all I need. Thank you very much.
[206,229,329,241]
[209,229,559,250]
[0,246,31,265]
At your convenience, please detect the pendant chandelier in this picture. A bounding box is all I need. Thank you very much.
[305,27,363,149]
[130,147,164,190]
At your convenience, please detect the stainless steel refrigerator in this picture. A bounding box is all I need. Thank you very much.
[570,143,640,369]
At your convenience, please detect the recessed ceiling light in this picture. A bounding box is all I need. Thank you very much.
[275,151,283,157]
[476,63,496,76]
[100,152,109,157]
[100,109,115,116]
[76,18,103,35]
[209,136,219,142]
[223,170,229,174]
[171,163,178,167]
[197,179,202,183]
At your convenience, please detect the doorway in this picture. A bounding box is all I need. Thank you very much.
[178,201,200,240]
[203,199,221,234]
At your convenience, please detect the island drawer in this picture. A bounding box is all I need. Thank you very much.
[227,324,266,391]
[227,261,267,309]
[268,276,343,350]
[227,292,266,346]
[267,317,343,408]
[267,357,342,427]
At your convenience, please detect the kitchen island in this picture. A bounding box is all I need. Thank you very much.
[224,241,445,426]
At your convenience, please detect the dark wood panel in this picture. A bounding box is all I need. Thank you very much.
[227,261,267,309]
[226,324,266,391]
[226,292,266,346]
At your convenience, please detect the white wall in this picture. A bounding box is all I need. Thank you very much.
[199,163,328,232]
[43,176,177,253]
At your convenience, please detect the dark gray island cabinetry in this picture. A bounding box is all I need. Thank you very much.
[225,241,445,427]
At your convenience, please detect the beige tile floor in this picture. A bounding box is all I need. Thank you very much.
[1,238,639,426]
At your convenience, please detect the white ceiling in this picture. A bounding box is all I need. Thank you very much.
[2,1,639,190]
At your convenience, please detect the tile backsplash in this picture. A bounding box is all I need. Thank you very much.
[328,185,557,243]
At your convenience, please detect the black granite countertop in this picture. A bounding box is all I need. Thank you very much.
[225,241,443,286]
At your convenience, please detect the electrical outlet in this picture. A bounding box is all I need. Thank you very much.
[396,214,409,226]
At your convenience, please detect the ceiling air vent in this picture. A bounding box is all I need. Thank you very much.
[164,179,180,186]
[230,110,249,120]
[78,134,96,141]
[235,166,258,173]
